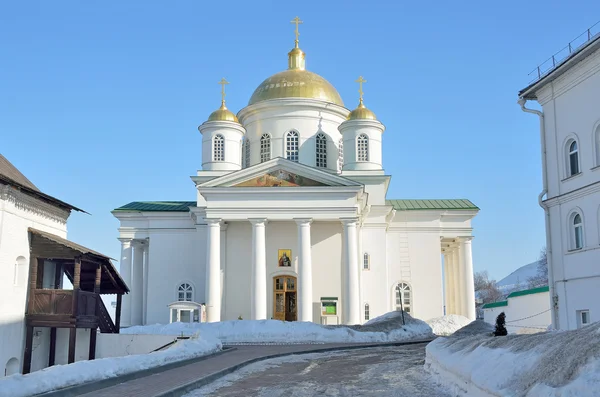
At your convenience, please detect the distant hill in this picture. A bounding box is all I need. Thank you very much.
[496,261,539,294]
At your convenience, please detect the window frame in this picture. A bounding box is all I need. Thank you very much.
[177,282,194,302]
[577,309,590,328]
[285,130,299,162]
[260,133,271,163]
[363,252,370,270]
[564,137,581,178]
[594,123,600,168]
[213,134,225,162]
[569,210,585,251]
[357,134,369,162]
[394,282,412,314]
[364,303,370,321]
[315,133,327,168]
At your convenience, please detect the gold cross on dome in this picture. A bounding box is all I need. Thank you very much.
[291,16,303,47]
[218,78,229,104]
[355,76,367,102]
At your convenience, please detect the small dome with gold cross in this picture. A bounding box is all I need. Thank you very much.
[207,78,240,123]
[347,76,377,121]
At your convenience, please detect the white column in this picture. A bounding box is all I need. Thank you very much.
[142,243,149,325]
[131,242,144,326]
[250,219,267,320]
[205,219,222,322]
[452,249,461,316]
[460,238,476,321]
[443,253,450,315]
[446,252,455,314]
[296,218,313,322]
[456,245,466,317]
[118,238,132,327]
[341,218,360,325]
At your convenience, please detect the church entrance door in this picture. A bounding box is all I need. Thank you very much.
[273,276,297,321]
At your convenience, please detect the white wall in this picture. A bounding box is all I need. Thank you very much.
[95,334,176,358]
[532,46,600,331]
[0,187,68,377]
[483,291,551,334]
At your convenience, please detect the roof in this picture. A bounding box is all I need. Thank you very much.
[0,154,40,191]
[29,228,128,294]
[386,199,479,211]
[482,301,508,309]
[519,32,600,99]
[0,153,86,213]
[507,285,549,299]
[113,201,196,212]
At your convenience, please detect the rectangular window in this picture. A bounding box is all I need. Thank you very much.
[171,309,178,323]
[363,254,370,270]
[364,305,370,321]
[577,310,590,328]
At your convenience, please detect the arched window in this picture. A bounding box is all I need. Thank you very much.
[338,138,344,173]
[572,213,584,250]
[363,253,370,270]
[178,283,193,302]
[394,283,411,314]
[567,139,580,177]
[243,138,250,168]
[5,357,20,376]
[364,304,370,321]
[357,134,369,162]
[316,133,327,168]
[213,134,224,162]
[260,134,271,163]
[286,131,299,162]
[14,256,26,286]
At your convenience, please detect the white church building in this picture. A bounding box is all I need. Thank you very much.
[113,19,479,327]
[518,26,600,330]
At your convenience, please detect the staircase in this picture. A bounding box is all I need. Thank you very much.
[97,298,118,333]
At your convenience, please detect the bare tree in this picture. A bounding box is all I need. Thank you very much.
[527,247,548,288]
[474,271,504,318]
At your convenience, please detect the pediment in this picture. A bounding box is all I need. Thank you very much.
[199,158,362,188]
[233,169,326,187]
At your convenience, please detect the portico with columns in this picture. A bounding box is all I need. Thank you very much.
[112,17,480,327]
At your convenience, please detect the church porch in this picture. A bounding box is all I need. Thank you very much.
[440,237,476,320]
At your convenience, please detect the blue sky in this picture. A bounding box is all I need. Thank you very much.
[1,1,599,281]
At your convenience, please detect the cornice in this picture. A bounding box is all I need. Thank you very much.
[544,180,600,207]
[1,185,69,225]
[237,98,350,124]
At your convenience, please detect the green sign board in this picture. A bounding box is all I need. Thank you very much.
[322,301,337,315]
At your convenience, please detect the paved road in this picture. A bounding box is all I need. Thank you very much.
[187,343,450,397]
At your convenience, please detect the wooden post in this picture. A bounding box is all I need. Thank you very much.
[22,326,34,374]
[73,257,82,290]
[68,328,77,364]
[27,255,39,313]
[115,294,122,332]
[89,265,102,360]
[49,328,57,366]
[36,258,45,289]
[54,262,62,289]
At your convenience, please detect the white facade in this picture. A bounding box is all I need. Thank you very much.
[483,288,551,334]
[113,34,480,327]
[0,182,69,376]
[519,35,600,330]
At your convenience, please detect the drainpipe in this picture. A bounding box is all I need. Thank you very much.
[518,97,558,329]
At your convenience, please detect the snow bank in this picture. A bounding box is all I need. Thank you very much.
[0,336,222,397]
[426,315,472,336]
[124,311,434,344]
[425,321,600,396]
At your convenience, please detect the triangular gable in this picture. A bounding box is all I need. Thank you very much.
[199,157,362,188]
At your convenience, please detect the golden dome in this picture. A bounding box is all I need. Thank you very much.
[208,102,239,123]
[347,100,377,120]
[248,43,343,106]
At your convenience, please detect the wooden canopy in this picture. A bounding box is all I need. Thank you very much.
[28,228,129,295]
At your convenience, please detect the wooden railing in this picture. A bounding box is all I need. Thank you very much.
[97,298,117,333]
[29,289,99,317]
[29,289,74,315]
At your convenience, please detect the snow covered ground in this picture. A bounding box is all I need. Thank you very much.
[0,336,222,397]
[123,311,434,344]
[426,315,472,336]
[425,321,600,396]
